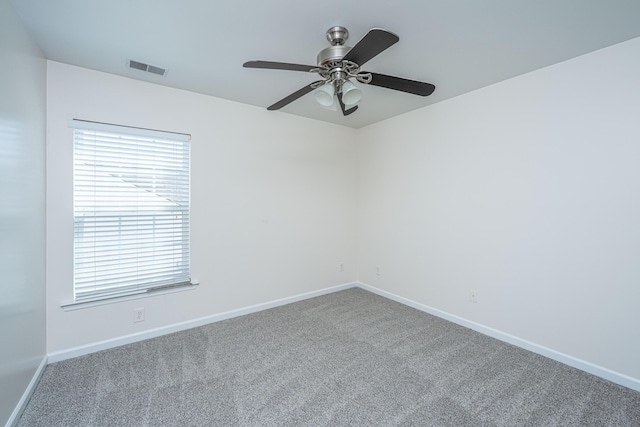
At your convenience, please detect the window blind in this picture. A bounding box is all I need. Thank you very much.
[71,120,191,303]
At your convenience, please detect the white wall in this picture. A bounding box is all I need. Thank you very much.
[0,0,47,424]
[357,37,640,381]
[42,33,640,391]
[46,61,358,353]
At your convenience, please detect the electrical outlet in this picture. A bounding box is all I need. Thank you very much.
[469,290,478,303]
[134,308,145,323]
[339,262,344,272]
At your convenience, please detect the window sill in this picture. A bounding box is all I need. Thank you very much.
[61,282,199,311]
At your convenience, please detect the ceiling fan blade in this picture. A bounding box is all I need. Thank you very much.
[267,81,324,110]
[342,29,399,66]
[338,93,358,116]
[243,60,317,72]
[367,72,436,96]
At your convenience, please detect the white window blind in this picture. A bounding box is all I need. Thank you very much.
[71,120,191,303]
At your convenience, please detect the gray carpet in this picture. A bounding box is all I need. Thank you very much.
[17,288,640,426]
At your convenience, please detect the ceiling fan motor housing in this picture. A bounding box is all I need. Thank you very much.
[317,26,351,66]
[317,45,351,66]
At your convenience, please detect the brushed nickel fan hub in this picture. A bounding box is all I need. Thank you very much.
[317,45,351,66]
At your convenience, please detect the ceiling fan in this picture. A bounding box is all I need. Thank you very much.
[243,26,436,116]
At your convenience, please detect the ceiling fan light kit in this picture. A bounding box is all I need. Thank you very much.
[313,80,361,111]
[243,26,436,116]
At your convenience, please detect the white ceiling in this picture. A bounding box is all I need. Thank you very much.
[11,0,640,128]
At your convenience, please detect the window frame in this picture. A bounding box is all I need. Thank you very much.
[66,119,193,308]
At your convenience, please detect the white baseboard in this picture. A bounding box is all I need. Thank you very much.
[48,282,356,363]
[45,280,640,393]
[6,355,48,427]
[355,281,640,393]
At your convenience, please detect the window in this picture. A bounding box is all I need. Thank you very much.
[71,120,191,304]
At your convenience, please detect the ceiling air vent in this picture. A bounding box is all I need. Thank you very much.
[146,65,166,76]
[128,59,167,76]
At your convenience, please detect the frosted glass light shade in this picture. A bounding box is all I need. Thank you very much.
[314,83,335,107]
[342,80,362,106]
